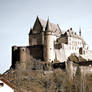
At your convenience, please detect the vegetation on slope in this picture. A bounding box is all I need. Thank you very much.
[1,56,92,92]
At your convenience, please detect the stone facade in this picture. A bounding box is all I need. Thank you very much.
[55,28,89,59]
[12,45,43,69]
[11,16,92,69]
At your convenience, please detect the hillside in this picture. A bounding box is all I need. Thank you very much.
[0,56,71,92]
[1,68,71,92]
[1,56,92,92]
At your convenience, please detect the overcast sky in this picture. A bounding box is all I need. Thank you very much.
[0,0,92,73]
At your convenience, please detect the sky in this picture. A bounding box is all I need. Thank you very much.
[0,0,92,73]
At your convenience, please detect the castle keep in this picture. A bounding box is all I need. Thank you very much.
[12,17,92,69]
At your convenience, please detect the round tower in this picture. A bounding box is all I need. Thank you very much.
[44,18,55,62]
[19,47,27,69]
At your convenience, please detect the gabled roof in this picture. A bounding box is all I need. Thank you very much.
[65,28,79,38]
[56,28,86,45]
[0,78,14,89]
[36,16,62,36]
[63,28,86,44]
[37,16,47,28]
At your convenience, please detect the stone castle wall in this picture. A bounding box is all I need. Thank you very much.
[11,45,43,69]
[66,61,92,80]
[29,32,44,46]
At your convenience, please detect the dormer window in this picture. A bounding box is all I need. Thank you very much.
[70,28,72,30]
[67,30,69,32]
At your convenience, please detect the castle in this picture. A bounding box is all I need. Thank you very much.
[11,16,92,69]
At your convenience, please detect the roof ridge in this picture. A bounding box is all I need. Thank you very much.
[34,17,62,35]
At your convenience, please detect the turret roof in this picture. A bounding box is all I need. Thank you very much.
[37,16,46,28]
[37,16,62,36]
[45,18,52,31]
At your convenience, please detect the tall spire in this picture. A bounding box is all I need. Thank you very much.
[45,18,52,31]
[36,15,39,20]
[79,27,81,36]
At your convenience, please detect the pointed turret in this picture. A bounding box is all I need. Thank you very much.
[79,27,81,36]
[45,18,52,31]
[44,18,55,62]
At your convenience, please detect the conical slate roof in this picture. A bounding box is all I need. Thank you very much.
[37,16,47,28]
[45,18,52,31]
[37,17,62,36]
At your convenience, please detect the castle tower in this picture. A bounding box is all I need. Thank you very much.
[29,16,45,46]
[12,46,19,68]
[44,18,55,62]
[11,46,27,69]
[19,47,27,70]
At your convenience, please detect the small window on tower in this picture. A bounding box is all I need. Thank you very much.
[22,48,25,51]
